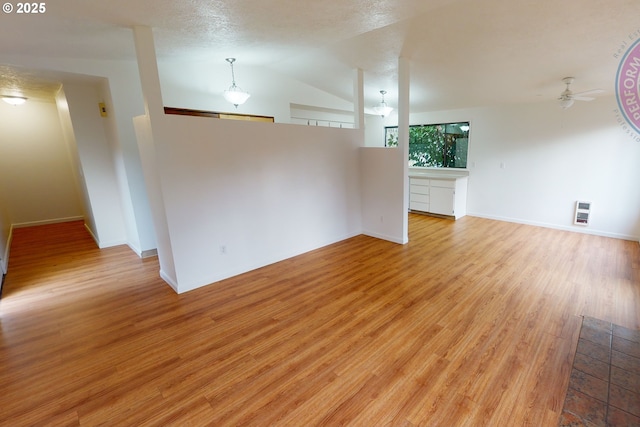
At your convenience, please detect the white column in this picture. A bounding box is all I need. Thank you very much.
[398,56,410,243]
[353,68,365,130]
[132,25,179,291]
[133,26,164,119]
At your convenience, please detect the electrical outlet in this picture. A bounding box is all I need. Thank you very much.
[220,245,227,254]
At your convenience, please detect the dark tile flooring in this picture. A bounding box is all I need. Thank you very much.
[559,316,640,427]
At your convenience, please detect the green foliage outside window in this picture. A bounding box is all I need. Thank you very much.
[385,122,469,168]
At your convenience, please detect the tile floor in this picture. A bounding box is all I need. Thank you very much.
[559,316,640,427]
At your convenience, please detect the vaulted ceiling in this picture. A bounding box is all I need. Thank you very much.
[1,0,638,111]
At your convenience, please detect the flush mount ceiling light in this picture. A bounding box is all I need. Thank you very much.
[2,95,27,106]
[223,58,250,108]
[372,90,393,117]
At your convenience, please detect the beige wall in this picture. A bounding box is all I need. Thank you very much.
[0,98,84,227]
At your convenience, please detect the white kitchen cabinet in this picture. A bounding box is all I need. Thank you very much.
[409,178,429,213]
[409,175,468,219]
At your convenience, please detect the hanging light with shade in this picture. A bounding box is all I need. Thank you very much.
[223,58,250,108]
[372,90,393,117]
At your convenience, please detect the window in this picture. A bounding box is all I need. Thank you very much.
[385,122,469,168]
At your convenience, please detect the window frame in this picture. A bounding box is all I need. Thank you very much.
[384,121,470,169]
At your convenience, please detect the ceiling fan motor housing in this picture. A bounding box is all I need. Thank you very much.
[557,76,602,108]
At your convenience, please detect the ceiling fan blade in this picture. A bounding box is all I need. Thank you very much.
[572,88,604,97]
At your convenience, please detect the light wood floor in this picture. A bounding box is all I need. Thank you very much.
[0,215,638,426]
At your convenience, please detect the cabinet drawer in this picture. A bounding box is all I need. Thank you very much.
[430,179,455,189]
[410,201,429,212]
[410,193,429,203]
[410,184,429,195]
[409,178,429,187]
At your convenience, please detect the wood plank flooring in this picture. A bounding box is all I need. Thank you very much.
[0,215,638,426]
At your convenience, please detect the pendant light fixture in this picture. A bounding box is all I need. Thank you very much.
[372,90,393,117]
[2,95,27,106]
[223,58,250,108]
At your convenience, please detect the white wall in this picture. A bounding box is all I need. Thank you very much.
[364,115,388,147]
[97,62,158,254]
[360,147,406,243]
[56,88,94,235]
[96,78,145,254]
[410,96,640,240]
[0,98,84,226]
[62,82,128,247]
[131,26,366,293]
[141,115,363,293]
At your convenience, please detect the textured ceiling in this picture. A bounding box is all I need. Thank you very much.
[0,65,62,100]
[0,0,638,111]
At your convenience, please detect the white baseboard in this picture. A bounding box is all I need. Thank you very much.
[160,269,179,292]
[12,216,84,229]
[362,229,408,244]
[83,223,98,245]
[467,212,638,241]
[97,239,128,249]
[2,217,86,274]
[140,248,158,258]
[124,242,158,259]
[1,226,12,275]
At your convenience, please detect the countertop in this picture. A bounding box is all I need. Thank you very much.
[409,172,468,180]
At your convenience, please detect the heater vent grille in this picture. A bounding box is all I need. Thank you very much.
[574,201,591,226]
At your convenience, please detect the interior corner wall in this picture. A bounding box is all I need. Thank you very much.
[410,97,640,240]
[63,82,128,247]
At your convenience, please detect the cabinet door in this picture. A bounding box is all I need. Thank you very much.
[429,186,455,216]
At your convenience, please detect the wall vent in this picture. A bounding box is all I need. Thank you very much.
[574,201,591,226]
